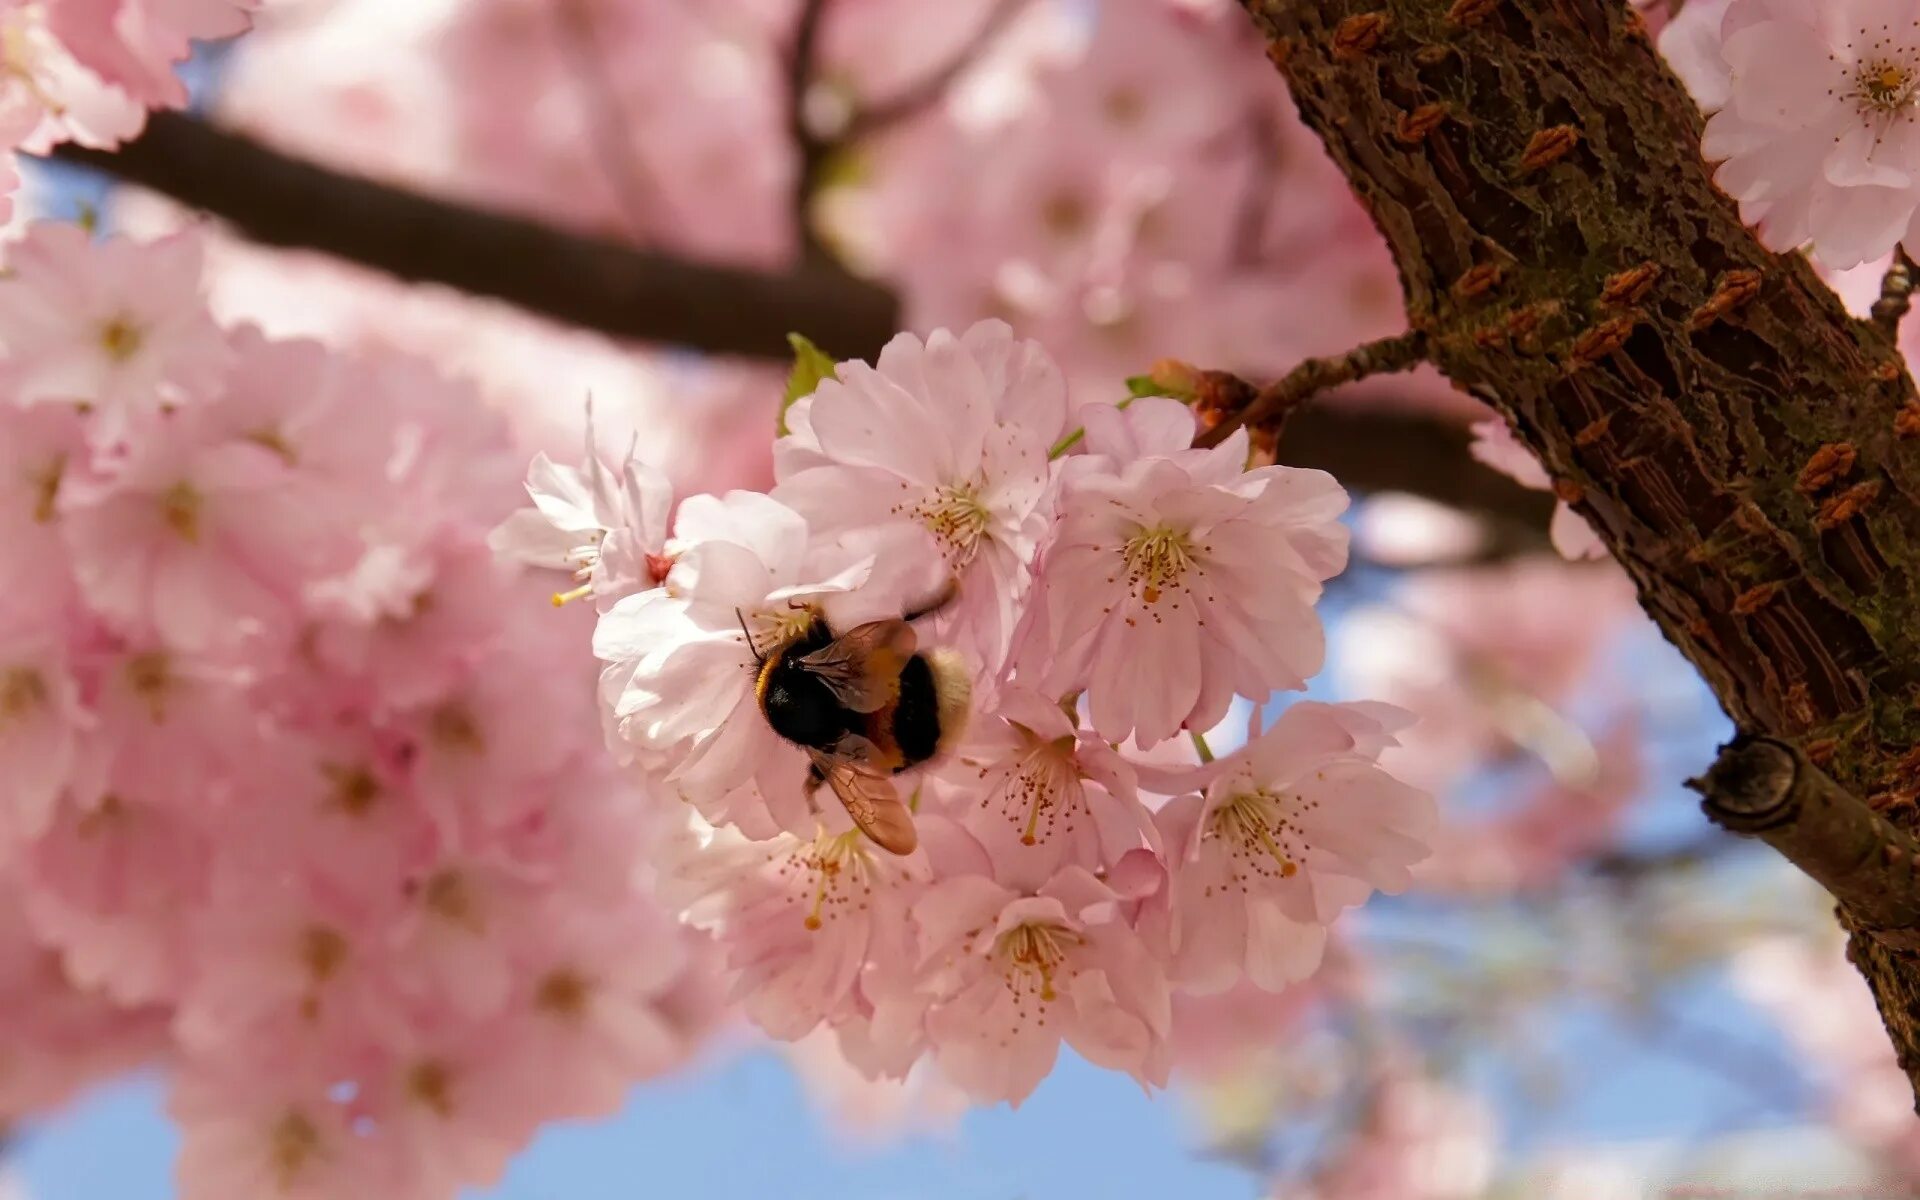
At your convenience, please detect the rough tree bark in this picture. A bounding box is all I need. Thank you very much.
[1236,0,1920,1097]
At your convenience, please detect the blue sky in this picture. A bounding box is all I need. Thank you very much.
[14,1049,1259,1200]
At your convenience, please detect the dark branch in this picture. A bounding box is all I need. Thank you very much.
[49,112,1547,535]
[47,112,901,362]
[787,0,833,258]
[1695,737,1920,947]
[842,0,1031,141]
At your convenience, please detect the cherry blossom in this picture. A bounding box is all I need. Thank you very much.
[0,224,227,440]
[490,399,674,611]
[1015,397,1349,747]
[46,0,258,108]
[1680,0,1920,266]
[943,684,1156,887]
[911,865,1172,1105]
[774,320,1067,664]
[665,815,937,1042]
[1154,702,1434,993]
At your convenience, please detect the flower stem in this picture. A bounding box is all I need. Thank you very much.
[1190,730,1215,763]
[1048,396,1138,460]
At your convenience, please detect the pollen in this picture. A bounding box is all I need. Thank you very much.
[298,924,349,985]
[0,665,45,721]
[1854,56,1920,115]
[97,315,144,363]
[535,968,591,1020]
[159,481,202,543]
[795,829,872,932]
[427,703,485,754]
[29,454,63,523]
[901,480,993,569]
[123,651,173,721]
[1120,524,1196,604]
[1209,789,1308,881]
[407,1059,456,1118]
[995,921,1080,1003]
[1042,191,1089,236]
[320,763,380,817]
[988,736,1077,848]
[420,868,485,933]
[268,1110,323,1190]
[75,792,125,839]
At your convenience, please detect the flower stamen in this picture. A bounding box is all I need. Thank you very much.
[902,481,993,569]
[1121,524,1195,605]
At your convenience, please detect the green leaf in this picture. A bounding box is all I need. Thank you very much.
[1125,374,1177,399]
[780,334,838,437]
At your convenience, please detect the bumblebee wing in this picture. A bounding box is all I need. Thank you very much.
[807,746,918,856]
[792,619,917,713]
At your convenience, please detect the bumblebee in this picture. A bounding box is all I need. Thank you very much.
[743,597,970,856]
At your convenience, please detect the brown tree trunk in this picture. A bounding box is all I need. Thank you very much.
[1236,0,1920,1097]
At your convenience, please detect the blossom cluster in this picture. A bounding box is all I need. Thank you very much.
[508,318,1436,1107]
[0,221,719,1199]
[0,0,257,220]
[1663,0,1920,268]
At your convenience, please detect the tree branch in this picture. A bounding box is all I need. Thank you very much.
[1875,247,1919,337]
[1195,330,1430,448]
[1696,737,1920,948]
[47,112,901,361]
[841,0,1031,141]
[44,111,1548,536]
[786,0,834,258]
[1236,0,1920,1098]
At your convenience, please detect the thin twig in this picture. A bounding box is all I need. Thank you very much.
[1228,108,1282,267]
[1873,247,1919,335]
[787,0,833,260]
[1194,330,1431,449]
[551,0,658,242]
[842,0,1030,141]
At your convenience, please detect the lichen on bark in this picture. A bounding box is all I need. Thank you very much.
[1238,0,1920,1100]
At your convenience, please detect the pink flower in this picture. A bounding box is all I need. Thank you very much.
[912,864,1172,1105]
[0,5,143,154]
[0,406,85,619]
[0,620,86,840]
[175,867,404,1056]
[775,321,1068,666]
[47,0,258,109]
[362,1018,539,1195]
[1154,702,1433,992]
[1685,0,1920,267]
[494,903,692,1118]
[1016,397,1349,747]
[1467,419,1604,561]
[62,406,334,656]
[489,399,673,611]
[0,225,228,441]
[172,1051,396,1200]
[665,816,937,1042]
[942,684,1156,887]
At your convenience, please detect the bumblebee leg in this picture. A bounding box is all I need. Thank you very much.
[802,764,827,813]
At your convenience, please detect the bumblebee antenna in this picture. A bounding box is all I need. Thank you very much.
[735,608,765,666]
